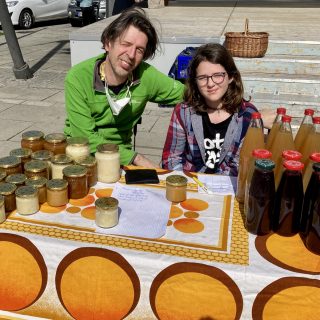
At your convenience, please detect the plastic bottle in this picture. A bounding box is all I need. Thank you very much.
[303,153,320,192]
[236,112,265,203]
[266,107,286,150]
[246,159,275,235]
[294,108,315,152]
[273,160,304,236]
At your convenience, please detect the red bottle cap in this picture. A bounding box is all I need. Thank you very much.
[283,160,304,171]
[313,117,320,124]
[252,149,272,159]
[277,107,286,115]
[282,115,292,123]
[282,150,302,161]
[305,109,315,116]
[251,112,261,119]
[310,152,320,162]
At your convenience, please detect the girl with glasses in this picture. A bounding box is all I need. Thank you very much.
[161,43,260,176]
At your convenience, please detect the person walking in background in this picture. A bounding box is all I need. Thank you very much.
[112,0,147,16]
[162,43,260,176]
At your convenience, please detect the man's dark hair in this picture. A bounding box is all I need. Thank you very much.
[101,7,159,60]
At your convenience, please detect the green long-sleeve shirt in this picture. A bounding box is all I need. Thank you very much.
[64,54,184,165]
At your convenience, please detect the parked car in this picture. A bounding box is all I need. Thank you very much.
[3,0,69,29]
[68,0,106,27]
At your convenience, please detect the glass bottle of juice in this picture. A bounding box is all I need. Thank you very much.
[294,108,315,152]
[246,159,275,235]
[300,117,320,168]
[266,107,286,150]
[300,162,320,238]
[244,149,272,216]
[275,150,302,189]
[303,152,320,192]
[271,115,295,187]
[236,112,265,203]
[273,160,304,236]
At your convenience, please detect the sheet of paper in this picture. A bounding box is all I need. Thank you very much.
[198,174,237,195]
[95,183,171,238]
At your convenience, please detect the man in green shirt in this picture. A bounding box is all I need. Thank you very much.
[64,8,184,168]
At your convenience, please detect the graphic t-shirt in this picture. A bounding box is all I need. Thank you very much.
[202,112,232,173]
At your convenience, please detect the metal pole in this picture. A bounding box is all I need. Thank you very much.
[0,0,33,79]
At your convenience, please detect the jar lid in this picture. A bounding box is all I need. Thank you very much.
[45,133,67,143]
[255,159,275,170]
[10,148,32,158]
[252,149,272,159]
[26,176,47,188]
[0,194,4,207]
[0,156,21,168]
[67,137,89,146]
[277,107,286,115]
[15,185,37,198]
[47,179,68,190]
[75,155,97,167]
[312,162,320,172]
[5,173,27,185]
[24,160,48,173]
[95,197,118,209]
[282,150,302,161]
[305,109,315,116]
[0,182,17,195]
[31,150,54,161]
[51,154,73,165]
[63,165,87,177]
[0,170,7,181]
[22,130,44,141]
[166,175,188,187]
[96,143,119,153]
[310,153,320,162]
[283,160,304,171]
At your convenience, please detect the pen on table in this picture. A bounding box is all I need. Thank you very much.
[192,177,211,194]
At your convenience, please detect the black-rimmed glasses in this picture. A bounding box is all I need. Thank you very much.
[195,72,226,85]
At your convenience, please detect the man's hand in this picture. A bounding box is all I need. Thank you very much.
[133,153,160,168]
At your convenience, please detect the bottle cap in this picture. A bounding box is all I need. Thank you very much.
[252,149,272,159]
[282,150,302,161]
[310,153,320,163]
[283,160,304,171]
[304,109,314,116]
[251,112,261,119]
[277,107,286,115]
[255,159,275,170]
[313,117,320,124]
[281,115,292,123]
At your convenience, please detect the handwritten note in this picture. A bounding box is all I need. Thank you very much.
[198,174,237,195]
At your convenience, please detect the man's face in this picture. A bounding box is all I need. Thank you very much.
[104,25,148,84]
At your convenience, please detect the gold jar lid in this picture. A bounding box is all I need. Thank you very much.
[0,182,17,195]
[0,194,4,207]
[0,156,21,168]
[5,173,27,185]
[47,179,68,191]
[10,148,32,159]
[0,170,7,182]
[22,130,44,141]
[166,175,188,187]
[95,197,118,210]
[45,133,67,143]
[24,160,48,173]
[15,185,37,198]
[97,143,119,153]
[51,154,73,165]
[63,165,87,178]
[67,137,89,146]
[75,155,97,167]
[31,150,54,161]
[26,176,47,188]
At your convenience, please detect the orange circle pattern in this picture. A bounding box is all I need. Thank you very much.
[81,206,96,220]
[173,218,204,233]
[180,199,209,211]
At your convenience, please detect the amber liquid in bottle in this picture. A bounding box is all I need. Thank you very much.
[294,109,315,152]
[266,107,286,151]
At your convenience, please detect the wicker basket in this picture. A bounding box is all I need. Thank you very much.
[224,19,269,58]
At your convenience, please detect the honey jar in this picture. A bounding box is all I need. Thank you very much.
[51,154,73,179]
[95,197,119,228]
[24,160,48,179]
[166,175,188,203]
[25,176,47,204]
[44,133,67,155]
[95,143,120,183]
[65,137,90,162]
[0,183,17,212]
[15,185,39,215]
[75,155,97,187]
[0,156,22,176]
[5,173,27,187]
[0,195,5,223]
[21,130,44,152]
[63,165,88,199]
[9,148,32,171]
[46,179,68,207]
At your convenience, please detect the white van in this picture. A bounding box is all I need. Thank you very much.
[4,0,69,29]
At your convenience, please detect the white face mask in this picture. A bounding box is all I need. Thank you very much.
[104,81,132,116]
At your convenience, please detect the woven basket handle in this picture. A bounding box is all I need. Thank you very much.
[245,18,249,35]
